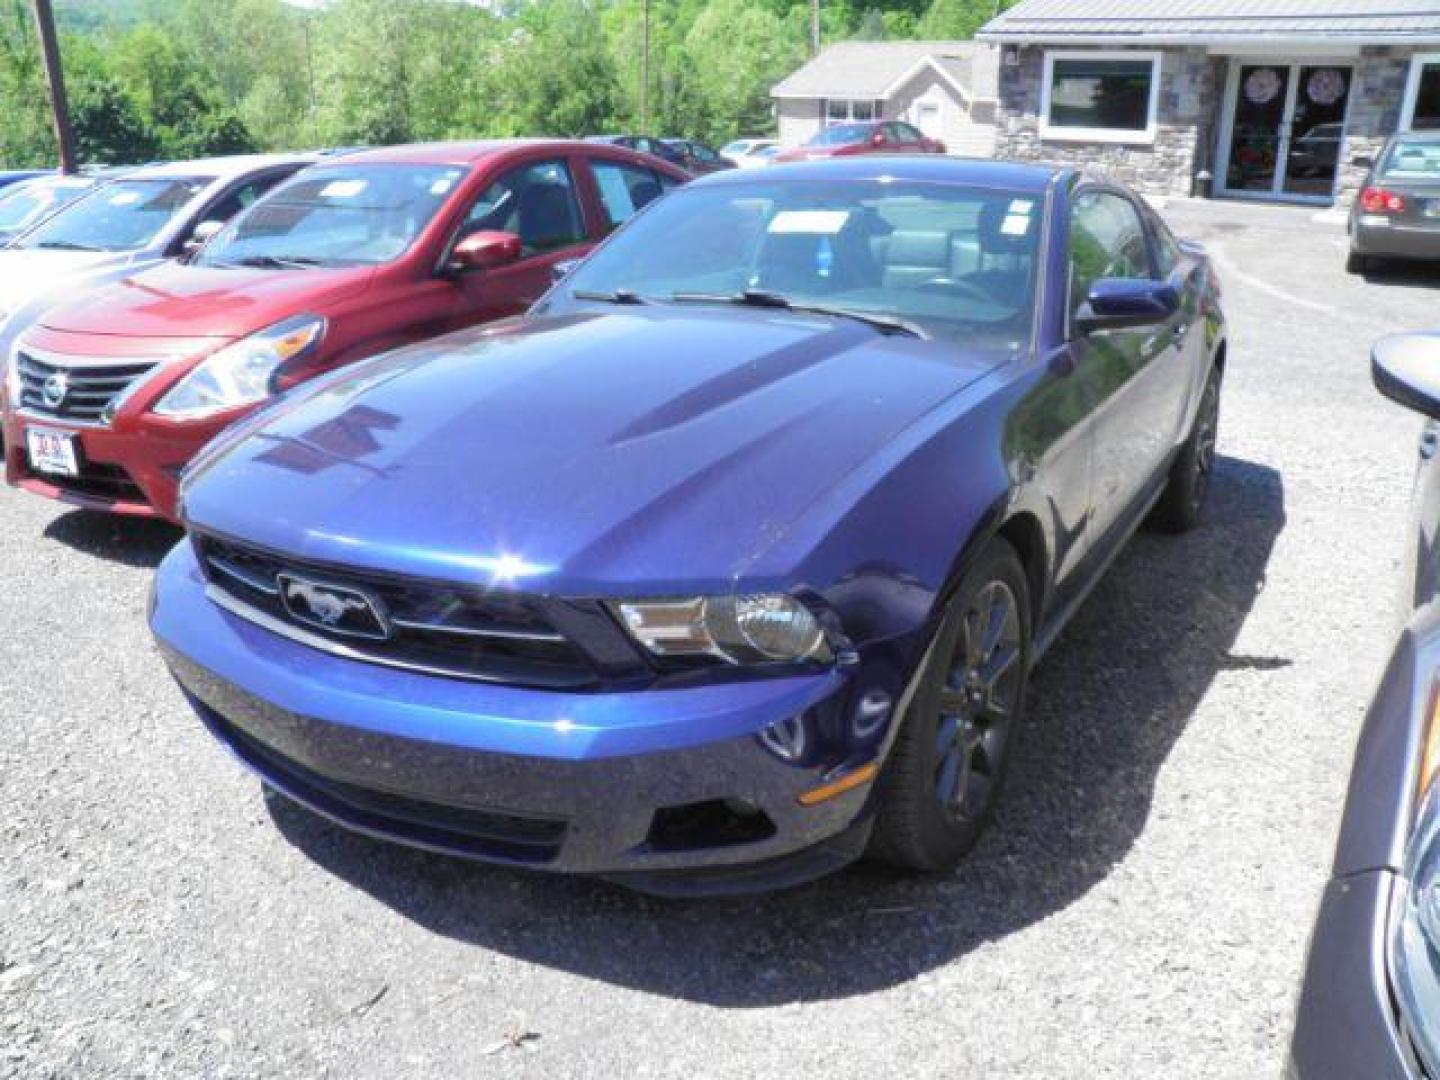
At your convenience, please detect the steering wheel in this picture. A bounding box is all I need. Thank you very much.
[916,276,996,304]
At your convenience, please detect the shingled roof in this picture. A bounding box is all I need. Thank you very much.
[978,0,1440,43]
[771,41,999,103]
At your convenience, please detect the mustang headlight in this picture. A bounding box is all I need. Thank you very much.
[152,314,324,419]
[1392,685,1440,1075]
[614,594,832,665]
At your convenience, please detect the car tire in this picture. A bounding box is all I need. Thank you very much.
[1346,249,1370,275]
[868,537,1031,872]
[1151,364,1221,534]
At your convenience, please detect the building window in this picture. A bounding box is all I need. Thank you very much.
[1403,53,1440,131]
[825,99,879,124]
[1040,51,1162,144]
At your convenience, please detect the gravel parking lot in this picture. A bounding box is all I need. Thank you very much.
[1,198,1436,1079]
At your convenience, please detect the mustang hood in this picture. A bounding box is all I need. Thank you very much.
[185,308,1008,593]
[38,262,375,340]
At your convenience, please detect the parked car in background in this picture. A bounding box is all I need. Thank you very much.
[775,120,946,163]
[661,139,736,175]
[585,135,687,169]
[721,138,778,169]
[1347,131,1440,273]
[150,158,1225,897]
[0,154,318,371]
[1290,331,1440,1079]
[3,140,687,522]
[0,172,114,247]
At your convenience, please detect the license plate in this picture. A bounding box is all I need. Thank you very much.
[25,427,79,477]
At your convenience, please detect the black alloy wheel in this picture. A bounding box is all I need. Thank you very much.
[869,537,1031,872]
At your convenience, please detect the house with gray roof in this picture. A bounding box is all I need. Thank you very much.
[770,41,1000,157]
[977,0,1440,205]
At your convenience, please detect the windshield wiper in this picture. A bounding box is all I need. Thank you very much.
[670,288,925,338]
[572,287,648,305]
[221,254,327,269]
[34,239,102,252]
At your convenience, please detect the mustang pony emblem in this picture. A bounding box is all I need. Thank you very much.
[277,574,389,640]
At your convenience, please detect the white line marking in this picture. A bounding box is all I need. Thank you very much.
[1207,241,1336,315]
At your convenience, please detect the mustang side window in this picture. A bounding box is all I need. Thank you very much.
[1068,189,1154,329]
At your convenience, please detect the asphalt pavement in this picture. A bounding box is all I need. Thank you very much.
[0,198,1434,1078]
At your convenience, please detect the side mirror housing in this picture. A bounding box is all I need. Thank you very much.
[1076,278,1180,334]
[183,219,224,257]
[871,130,887,147]
[449,230,521,274]
[1373,332,1440,420]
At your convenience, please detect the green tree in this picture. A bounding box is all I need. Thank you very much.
[70,77,160,164]
[918,0,1012,40]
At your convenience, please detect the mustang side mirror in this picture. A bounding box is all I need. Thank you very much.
[183,219,224,258]
[1373,332,1440,420]
[449,230,521,274]
[1076,278,1180,334]
[551,257,583,283]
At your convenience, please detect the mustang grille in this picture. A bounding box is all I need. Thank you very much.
[16,349,157,423]
[195,533,601,689]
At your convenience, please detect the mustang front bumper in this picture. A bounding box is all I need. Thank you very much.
[150,541,889,896]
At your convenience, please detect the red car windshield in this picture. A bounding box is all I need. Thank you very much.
[809,124,873,147]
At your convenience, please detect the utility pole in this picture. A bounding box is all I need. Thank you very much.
[810,0,820,56]
[31,0,76,174]
[640,0,650,133]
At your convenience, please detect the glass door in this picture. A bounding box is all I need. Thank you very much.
[1282,66,1352,197]
[1223,65,1292,195]
[1219,62,1353,201]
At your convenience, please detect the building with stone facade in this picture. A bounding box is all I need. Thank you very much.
[977,0,1440,206]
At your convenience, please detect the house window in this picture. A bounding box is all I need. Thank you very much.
[1403,53,1440,131]
[825,99,879,124]
[1040,51,1162,144]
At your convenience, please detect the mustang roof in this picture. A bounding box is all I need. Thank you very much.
[695,155,1067,193]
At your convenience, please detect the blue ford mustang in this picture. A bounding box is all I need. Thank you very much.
[149,158,1227,896]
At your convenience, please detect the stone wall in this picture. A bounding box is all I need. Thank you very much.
[994,42,1425,206]
[1337,47,1417,201]
[995,45,1223,197]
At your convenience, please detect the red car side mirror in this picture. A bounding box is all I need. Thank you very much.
[449,230,521,273]
[871,130,887,147]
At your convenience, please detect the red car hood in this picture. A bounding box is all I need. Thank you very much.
[38,261,377,341]
[776,145,855,162]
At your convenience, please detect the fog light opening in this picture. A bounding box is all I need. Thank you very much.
[646,799,777,852]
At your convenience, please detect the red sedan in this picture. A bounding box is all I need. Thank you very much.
[3,140,687,522]
[774,120,946,163]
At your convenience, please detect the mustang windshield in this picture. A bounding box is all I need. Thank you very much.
[18,177,209,252]
[557,179,1042,347]
[199,164,466,269]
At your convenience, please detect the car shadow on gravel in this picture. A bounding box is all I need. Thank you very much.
[42,510,182,569]
[268,453,1285,1006]
[1359,261,1440,290]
